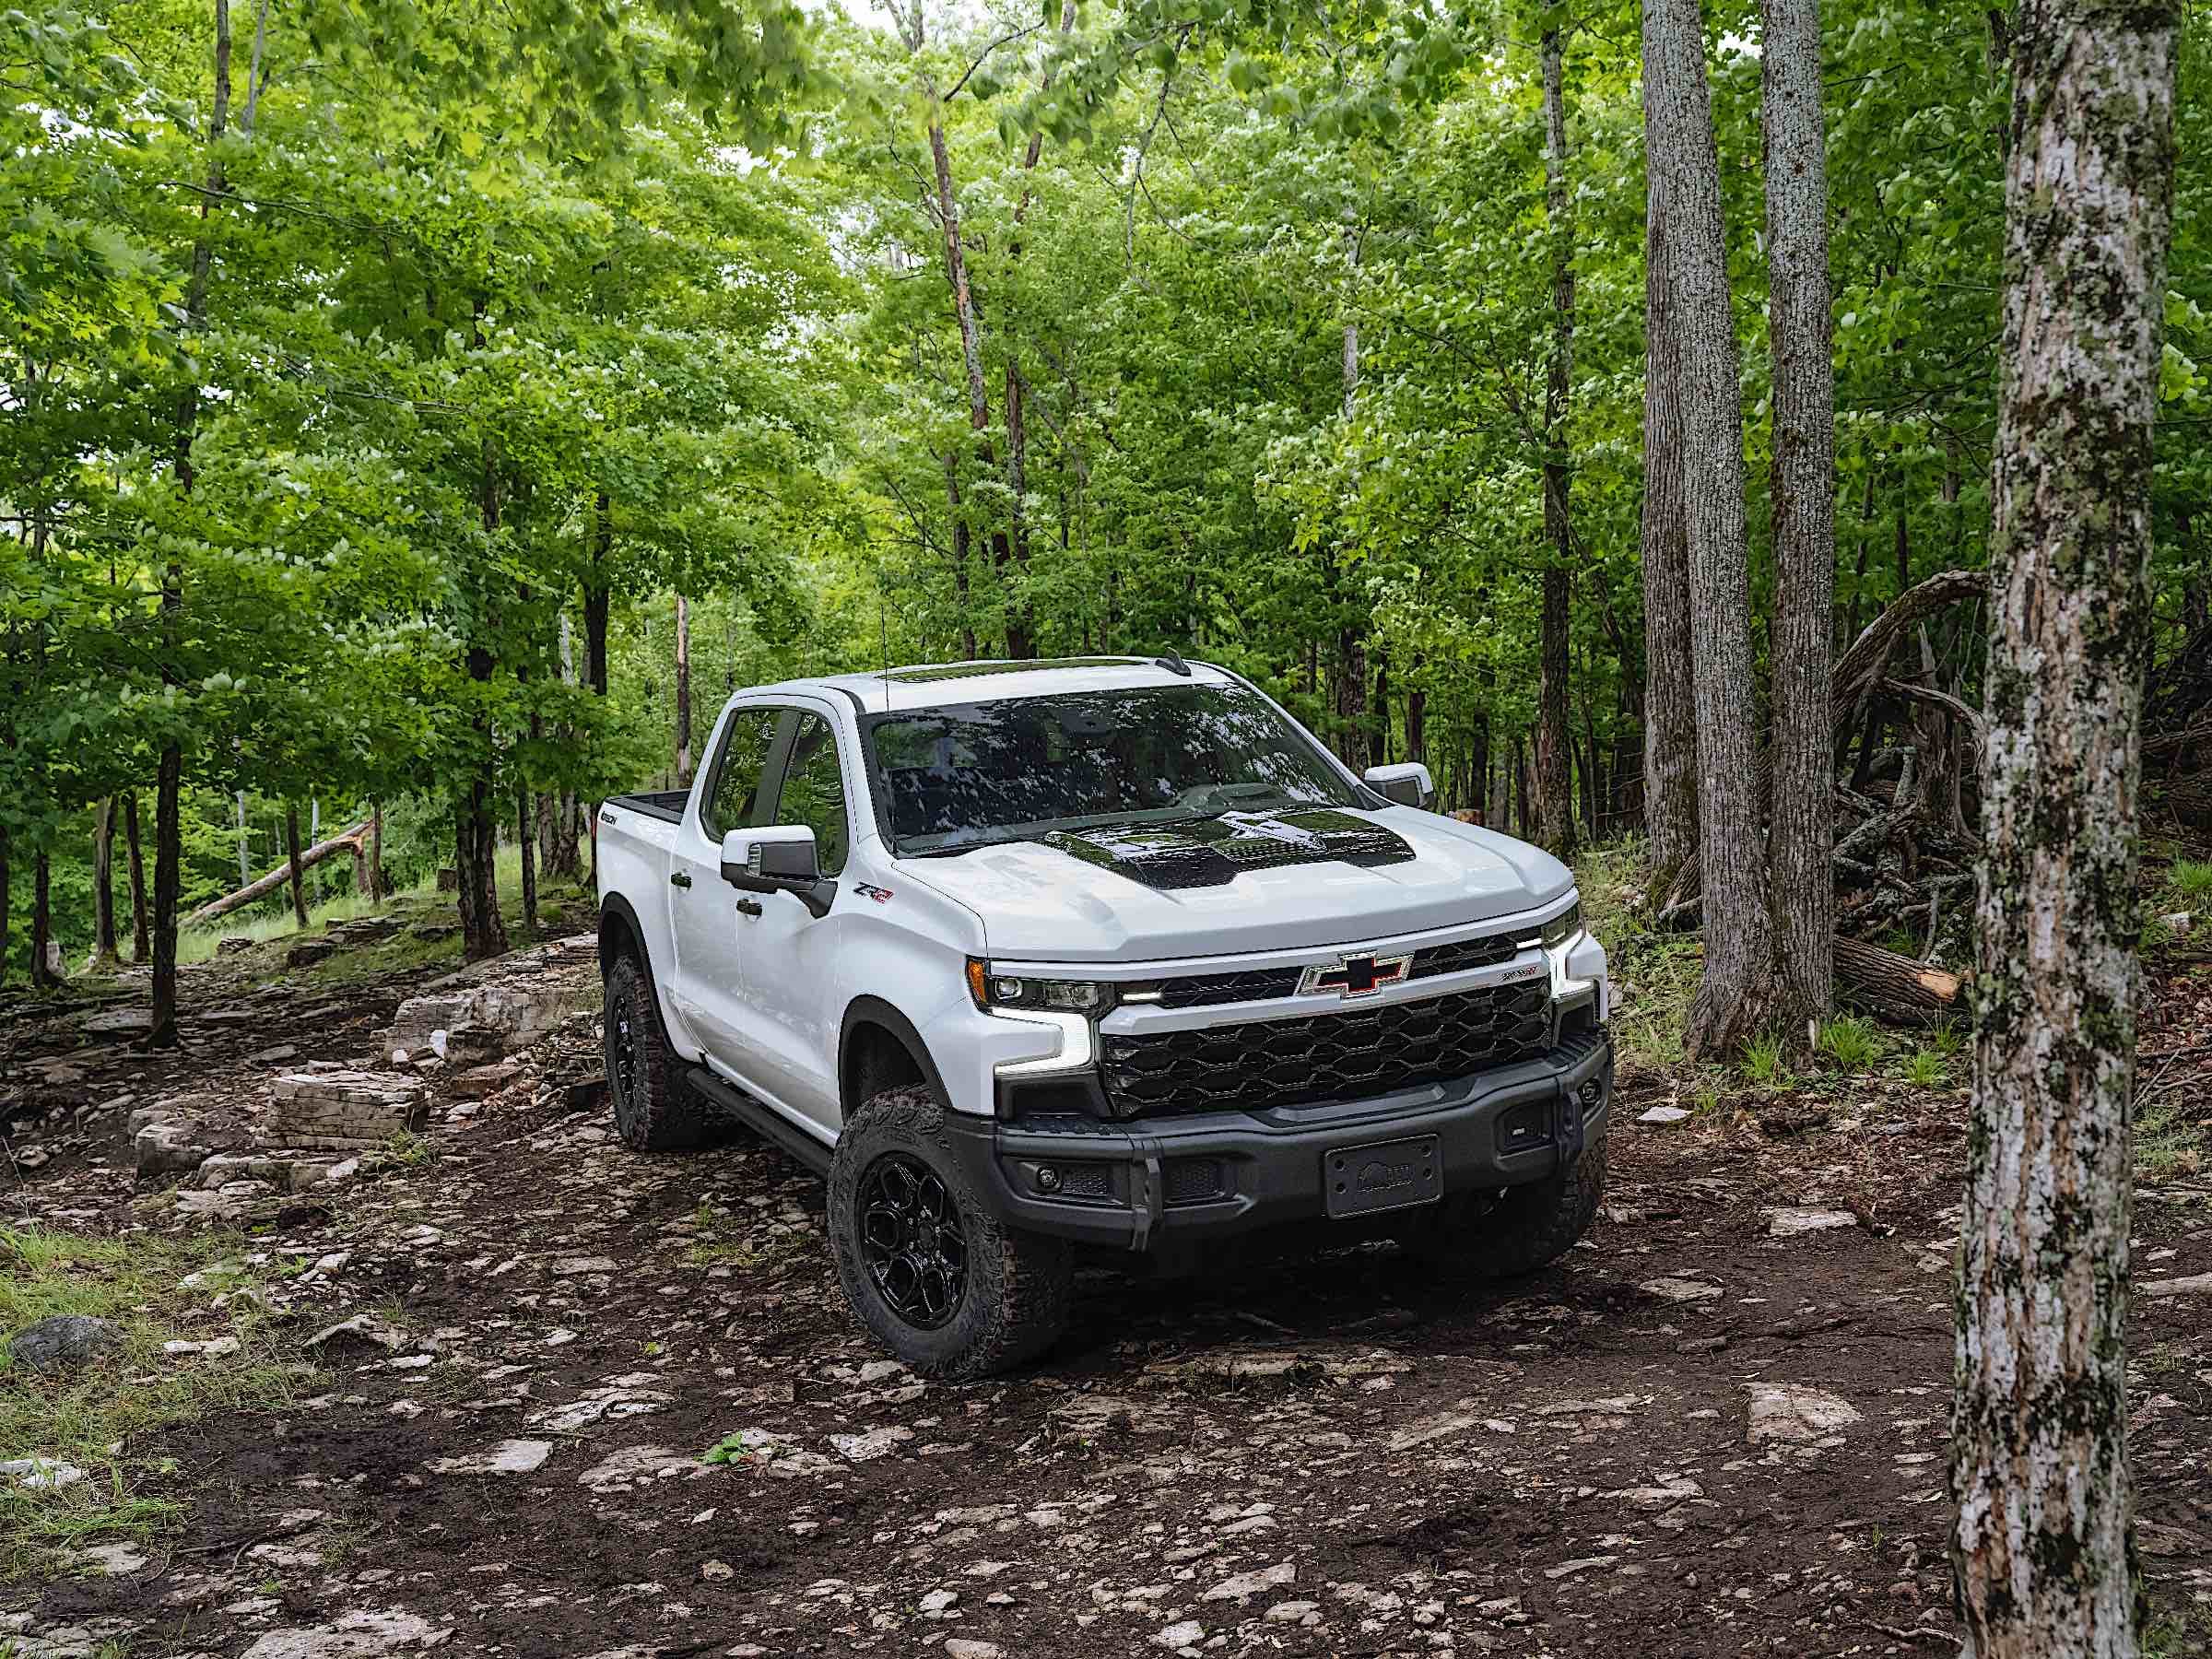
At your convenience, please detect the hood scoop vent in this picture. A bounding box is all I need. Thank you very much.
[1039,808,1414,891]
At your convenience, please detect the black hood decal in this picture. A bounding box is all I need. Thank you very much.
[1039,808,1415,890]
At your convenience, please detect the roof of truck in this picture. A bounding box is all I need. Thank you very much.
[759,655,1241,714]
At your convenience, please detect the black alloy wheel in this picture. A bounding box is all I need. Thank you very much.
[856,1152,969,1329]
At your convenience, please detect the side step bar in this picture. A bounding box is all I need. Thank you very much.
[685,1066,834,1176]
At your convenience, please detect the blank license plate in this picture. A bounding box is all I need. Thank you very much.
[1324,1135,1442,1218]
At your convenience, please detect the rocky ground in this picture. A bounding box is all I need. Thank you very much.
[2,916,2209,1659]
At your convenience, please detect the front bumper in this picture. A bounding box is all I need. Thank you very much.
[941,1028,1612,1252]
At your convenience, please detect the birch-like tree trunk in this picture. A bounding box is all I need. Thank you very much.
[1950,0,2179,1649]
[1643,0,1783,1056]
[123,792,148,961]
[675,592,693,787]
[1638,2,1697,884]
[284,805,307,928]
[1762,0,1837,1038]
[1535,27,1578,861]
[89,797,121,970]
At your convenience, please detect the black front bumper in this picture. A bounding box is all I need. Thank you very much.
[943,1029,1612,1253]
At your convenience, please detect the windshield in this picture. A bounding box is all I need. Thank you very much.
[865,682,1360,853]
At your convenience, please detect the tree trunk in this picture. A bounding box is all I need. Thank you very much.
[1833,935,1962,1023]
[234,790,251,886]
[284,804,308,928]
[1639,14,1699,885]
[1371,651,1391,768]
[1646,0,1783,1058]
[124,793,148,961]
[518,780,538,934]
[1405,685,1427,764]
[675,593,693,786]
[1950,0,2177,1650]
[1763,0,1838,1040]
[0,827,9,983]
[369,804,384,901]
[29,853,55,988]
[90,798,121,971]
[183,822,371,926]
[152,0,231,1047]
[1536,27,1579,861]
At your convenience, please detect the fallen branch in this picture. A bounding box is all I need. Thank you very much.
[183,820,371,927]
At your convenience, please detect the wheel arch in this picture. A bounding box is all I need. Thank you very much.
[840,996,956,1121]
[598,892,651,977]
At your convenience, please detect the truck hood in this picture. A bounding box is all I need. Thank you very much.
[899,807,1572,962]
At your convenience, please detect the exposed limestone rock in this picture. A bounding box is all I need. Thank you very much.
[268,1066,427,1148]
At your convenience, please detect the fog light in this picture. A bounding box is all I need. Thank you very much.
[1035,1165,1063,1194]
[1579,1078,1604,1111]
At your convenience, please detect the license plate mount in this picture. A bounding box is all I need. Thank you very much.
[1324,1134,1442,1218]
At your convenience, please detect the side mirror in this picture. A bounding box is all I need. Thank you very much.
[719,826,836,919]
[1363,761,1436,809]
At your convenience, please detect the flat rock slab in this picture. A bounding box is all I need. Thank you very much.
[2141,1273,2212,1300]
[1746,1382,1863,1444]
[239,1607,452,1658]
[269,1067,427,1147]
[1765,1206,1858,1238]
[388,972,579,1057]
[429,1439,553,1477]
[1638,1105,1693,1125]
[1640,1276,1723,1302]
[135,1120,213,1176]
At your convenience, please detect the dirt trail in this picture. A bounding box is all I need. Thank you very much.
[5,941,2210,1659]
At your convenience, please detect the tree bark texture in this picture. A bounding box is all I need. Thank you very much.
[1536,28,1578,862]
[518,781,538,934]
[1638,6,1699,884]
[1644,0,1783,1057]
[675,593,693,787]
[123,793,148,961]
[1763,0,1838,1038]
[90,797,121,970]
[1950,0,2178,1652]
[284,804,308,928]
[29,853,54,988]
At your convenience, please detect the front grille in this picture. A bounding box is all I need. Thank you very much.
[1154,930,1524,1008]
[1157,968,1304,1008]
[1101,981,1554,1119]
[1408,933,1522,979]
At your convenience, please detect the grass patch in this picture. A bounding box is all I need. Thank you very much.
[1902,1048,1950,1088]
[0,1228,319,1581]
[1817,1014,1886,1075]
[2137,1088,2206,1184]
[1740,1031,1791,1088]
[2165,857,2212,906]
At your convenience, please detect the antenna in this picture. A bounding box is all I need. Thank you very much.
[1155,648,1192,677]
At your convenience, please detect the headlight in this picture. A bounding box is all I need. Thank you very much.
[965,959,1115,1015]
[1539,899,1583,948]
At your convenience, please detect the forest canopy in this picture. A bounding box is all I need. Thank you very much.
[3,0,2207,998]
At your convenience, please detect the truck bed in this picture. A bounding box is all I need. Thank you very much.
[606,790,689,824]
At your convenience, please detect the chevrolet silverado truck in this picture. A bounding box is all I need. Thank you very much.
[595,655,1612,1378]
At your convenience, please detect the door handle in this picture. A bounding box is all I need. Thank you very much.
[670,872,693,889]
[735,898,763,918]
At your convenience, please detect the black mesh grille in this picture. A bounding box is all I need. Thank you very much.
[1154,931,1522,1008]
[1408,933,1523,979]
[1156,968,1305,1008]
[1162,1158,1225,1203]
[1101,982,1554,1119]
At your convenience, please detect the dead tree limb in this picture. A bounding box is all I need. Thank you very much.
[1835,934,1963,1025]
[183,820,370,927]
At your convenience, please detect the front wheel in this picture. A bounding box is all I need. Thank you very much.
[1405,1134,1607,1277]
[828,1087,1072,1379]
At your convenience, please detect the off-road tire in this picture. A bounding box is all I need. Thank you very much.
[829,1087,1073,1380]
[604,953,708,1152]
[1407,1133,1607,1277]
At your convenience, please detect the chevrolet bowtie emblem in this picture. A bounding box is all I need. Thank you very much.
[1299,952,1413,998]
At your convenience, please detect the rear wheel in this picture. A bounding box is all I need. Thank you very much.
[1406,1134,1607,1277]
[829,1087,1072,1379]
[604,953,707,1152]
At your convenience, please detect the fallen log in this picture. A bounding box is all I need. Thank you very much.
[1835,935,1964,1026]
[184,820,371,928]
[1833,569,1987,706]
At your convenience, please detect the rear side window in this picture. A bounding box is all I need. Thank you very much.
[702,709,781,840]
[774,713,851,877]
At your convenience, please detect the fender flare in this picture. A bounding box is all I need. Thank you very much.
[597,892,651,977]
[839,995,956,1117]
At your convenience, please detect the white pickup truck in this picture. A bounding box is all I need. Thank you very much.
[595,655,1612,1377]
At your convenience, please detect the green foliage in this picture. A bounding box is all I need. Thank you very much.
[2167,859,2212,904]
[1903,1048,1949,1088]
[1740,1032,1791,1087]
[1817,1015,1886,1075]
